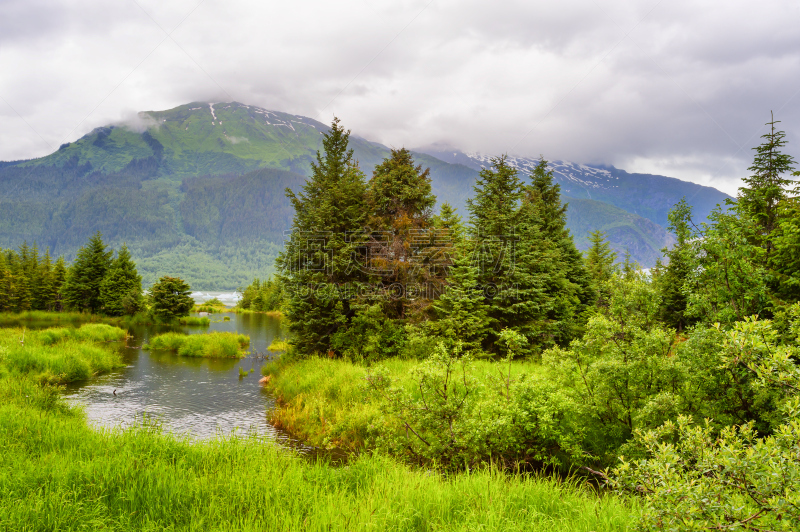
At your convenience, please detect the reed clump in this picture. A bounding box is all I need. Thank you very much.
[145,331,249,358]
[267,339,289,352]
[178,316,211,326]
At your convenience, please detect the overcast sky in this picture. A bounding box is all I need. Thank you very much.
[2,0,799,194]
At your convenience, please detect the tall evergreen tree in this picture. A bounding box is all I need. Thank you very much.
[62,232,113,313]
[585,230,617,307]
[100,244,143,316]
[525,158,593,343]
[36,249,55,311]
[0,252,9,312]
[433,202,466,247]
[658,199,696,331]
[150,276,193,320]
[503,193,562,352]
[423,254,491,354]
[467,155,524,242]
[466,155,569,354]
[277,118,369,355]
[770,197,800,305]
[365,148,437,319]
[738,112,797,257]
[8,248,31,312]
[52,257,67,311]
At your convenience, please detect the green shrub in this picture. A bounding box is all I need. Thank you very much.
[612,314,800,530]
[368,340,586,470]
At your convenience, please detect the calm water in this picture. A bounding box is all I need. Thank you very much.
[63,312,292,441]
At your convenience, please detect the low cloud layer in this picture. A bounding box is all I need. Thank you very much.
[2,0,799,194]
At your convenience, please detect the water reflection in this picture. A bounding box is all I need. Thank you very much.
[63,312,290,441]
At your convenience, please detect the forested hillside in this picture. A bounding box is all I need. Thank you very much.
[0,101,727,287]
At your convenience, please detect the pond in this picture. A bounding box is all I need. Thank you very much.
[62,311,292,442]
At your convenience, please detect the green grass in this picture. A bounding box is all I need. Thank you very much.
[178,316,211,326]
[267,339,289,352]
[193,297,230,314]
[0,324,126,384]
[0,317,636,530]
[0,311,107,327]
[261,355,546,450]
[0,380,635,531]
[145,331,250,358]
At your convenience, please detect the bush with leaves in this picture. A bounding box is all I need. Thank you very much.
[611,311,800,531]
[544,270,683,461]
[367,337,585,470]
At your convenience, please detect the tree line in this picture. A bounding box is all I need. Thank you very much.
[0,233,194,320]
[277,116,800,361]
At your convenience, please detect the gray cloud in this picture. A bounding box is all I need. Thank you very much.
[1,0,799,194]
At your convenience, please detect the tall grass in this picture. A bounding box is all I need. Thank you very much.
[0,319,636,530]
[178,316,211,326]
[0,393,635,531]
[267,339,289,352]
[0,310,105,326]
[146,331,250,358]
[0,324,126,384]
[261,355,547,450]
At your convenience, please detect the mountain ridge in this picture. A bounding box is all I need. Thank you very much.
[0,101,729,288]
[416,148,731,229]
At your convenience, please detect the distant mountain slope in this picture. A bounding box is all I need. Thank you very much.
[418,149,732,228]
[564,197,675,265]
[0,102,730,287]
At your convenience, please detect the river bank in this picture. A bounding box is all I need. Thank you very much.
[0,320,635,530]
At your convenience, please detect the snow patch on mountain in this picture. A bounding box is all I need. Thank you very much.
[464,152,619,194]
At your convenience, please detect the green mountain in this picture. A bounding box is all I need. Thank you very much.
[0,102,724,288]
[564,197,675,265]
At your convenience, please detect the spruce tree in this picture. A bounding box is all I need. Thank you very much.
[770,198,800,304]
[62,232,113,313]
[0,252,9,312]
[467,155,524,241]
[37,249,56,311]
[277,118,369,355]
[52,257,67,311]
[433,202,466,246]
[738,112,798,256]
[100,244,143,316]
[150,276,193,320]
[503,193,561,352]
[466,155,565,354]
[8,248,31,312]
[621,249,637,280]
[585,230,617,307]
[366,148,436,225]
[424,254,491,354]
[658,199,696,331]
[365,148,437,319]
[525,158,593,343]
